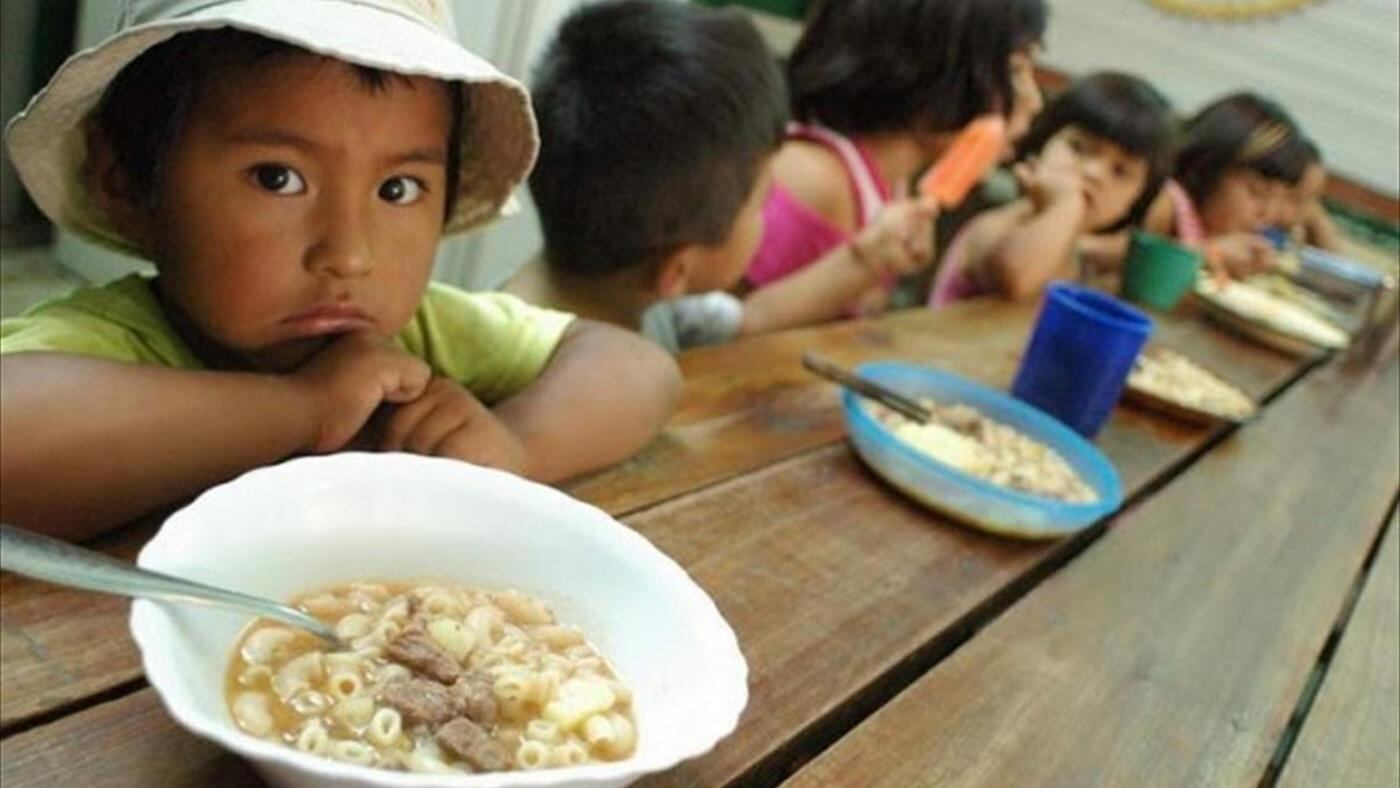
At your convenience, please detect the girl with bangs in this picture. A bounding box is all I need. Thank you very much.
[1145,92,1310,279]
[931,72,1176,306]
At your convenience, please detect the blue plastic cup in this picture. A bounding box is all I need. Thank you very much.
[1011,283,1153,438]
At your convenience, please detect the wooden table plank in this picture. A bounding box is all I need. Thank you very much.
[563,301,1035,514]
[567,299,1308,515]
[624,342,1306,788]
[3,300,1299,731]
[0,526,149,731]
[1279,514,1400,788]
[781,360,1399,788]
[0,309,1315,786]
[0,301,1025,731]
[0,692,257,788]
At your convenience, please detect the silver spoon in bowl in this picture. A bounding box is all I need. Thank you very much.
[802,352,933,424]
[0,523,343,648]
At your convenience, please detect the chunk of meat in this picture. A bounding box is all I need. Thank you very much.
[435,717,510,772]
[449,672,498,724]
[378,678,457,725]
[386,631,461,683]
[933,402,983,435]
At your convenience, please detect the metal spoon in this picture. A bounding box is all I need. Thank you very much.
[802,352,932,424]
[0,523,343,648]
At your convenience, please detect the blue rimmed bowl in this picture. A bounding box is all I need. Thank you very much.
[843,363,1124,539]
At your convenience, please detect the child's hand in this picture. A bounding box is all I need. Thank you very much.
[849,198,940,280]
[1206,232,1276,280]
[1014,157,1086,213]
[293,332,432,453]
[379,377,529,475]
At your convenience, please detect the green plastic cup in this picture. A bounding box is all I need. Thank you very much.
[1121,231,1202,310]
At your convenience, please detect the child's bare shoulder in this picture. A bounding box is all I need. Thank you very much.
[772,141,859,231]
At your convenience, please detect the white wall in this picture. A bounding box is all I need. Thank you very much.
[1040,0,1400,199]
[434,0,593,291]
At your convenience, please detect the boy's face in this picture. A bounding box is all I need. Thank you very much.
[133,56,453,371]
[683,158,775,293]
[1040,125,1149,231]
[1200,168,1272,235]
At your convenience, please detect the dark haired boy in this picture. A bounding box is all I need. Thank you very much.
[506,0,787,352]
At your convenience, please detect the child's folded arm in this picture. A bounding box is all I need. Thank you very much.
[0,333,432,540]
[1301,201,1342,252]
[489,319,681,483]
[1076,231,1132,275]
[0,353,322,540]
[739,243,878,335]
[974,197,1084,302]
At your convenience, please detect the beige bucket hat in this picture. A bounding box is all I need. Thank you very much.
[4,0,538,256]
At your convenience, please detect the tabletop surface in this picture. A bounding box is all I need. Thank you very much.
[2,296,1396,788]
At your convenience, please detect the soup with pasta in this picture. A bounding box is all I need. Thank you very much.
[226,582,636,774]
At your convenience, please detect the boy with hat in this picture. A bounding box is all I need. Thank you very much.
[0,0,681,540]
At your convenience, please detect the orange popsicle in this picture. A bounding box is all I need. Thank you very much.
[918,115,1007,208]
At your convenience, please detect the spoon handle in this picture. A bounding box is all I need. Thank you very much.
[0,523,340,645]
[802,352,932,424]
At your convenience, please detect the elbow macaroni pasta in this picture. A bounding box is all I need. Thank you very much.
[226,581,636,774]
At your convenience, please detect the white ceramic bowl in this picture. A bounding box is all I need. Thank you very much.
[130,453,747,788]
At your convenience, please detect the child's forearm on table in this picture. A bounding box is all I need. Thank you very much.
[1076,231,1131,274]
[1303,203,1342,251]
[493,320,681,483]
[981,201,1083,301]
[0,353,321,540]
[740,244,878,335]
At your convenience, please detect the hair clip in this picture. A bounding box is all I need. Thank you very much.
[1241,122,1289,161]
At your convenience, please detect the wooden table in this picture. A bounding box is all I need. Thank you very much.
[3,298,1396,787]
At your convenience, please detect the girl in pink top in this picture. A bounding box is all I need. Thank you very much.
[739,0,1049,334]
[747,123,891,288]
[1141,92,1309,280]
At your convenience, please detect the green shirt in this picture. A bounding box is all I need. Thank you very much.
[0,275,575,404]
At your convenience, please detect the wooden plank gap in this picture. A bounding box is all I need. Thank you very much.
[724,358,1330,787]
[0,675,148,741]
[724,520,1107,787]
[614,438,843,522]
[1254,353,1331,408]
[1257,493,1400,787]
[727,432,1191,785]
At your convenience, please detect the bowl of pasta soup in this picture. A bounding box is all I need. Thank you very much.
[130,453,747,788]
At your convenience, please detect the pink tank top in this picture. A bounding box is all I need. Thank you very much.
[746,123,892,287]
[927,227,983,308]
[1164,179,1206,246]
